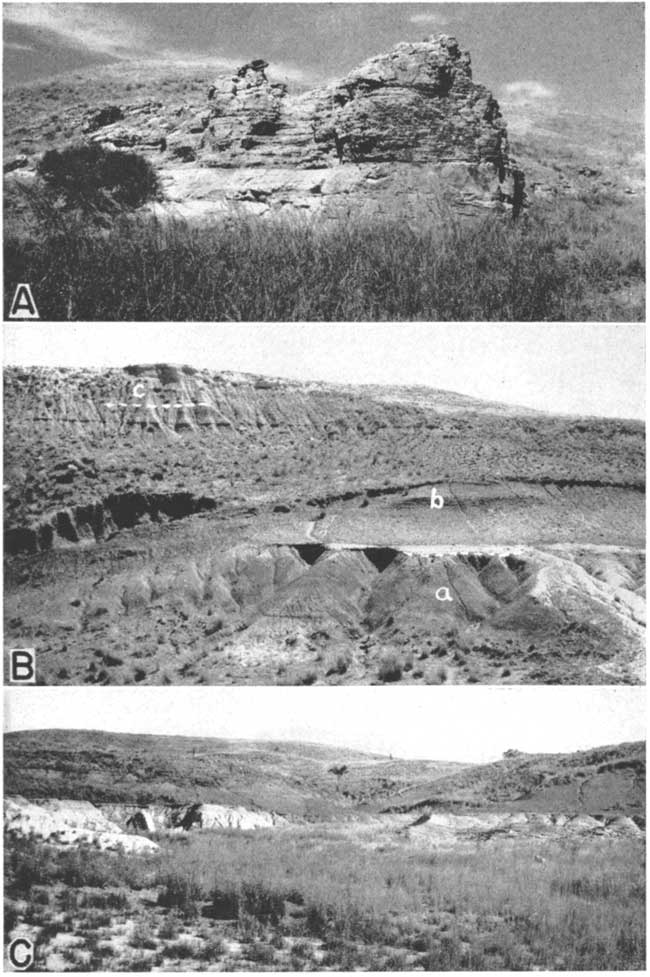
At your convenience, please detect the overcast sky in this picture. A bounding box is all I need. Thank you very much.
[4,322,645,419]
[4,687,645,762]
[3,3,644,120]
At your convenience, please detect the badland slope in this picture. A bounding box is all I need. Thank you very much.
[4,365,645,685]
[4,364,643,542]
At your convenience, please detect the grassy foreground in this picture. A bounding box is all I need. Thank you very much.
[4,192,644,321]
[5,827,645,971]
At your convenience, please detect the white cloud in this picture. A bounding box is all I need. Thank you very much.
[409,12,449,26]
[4,5,315,86]
[501,80,557,105]
[5,40,35,52]
[3,3,149,57]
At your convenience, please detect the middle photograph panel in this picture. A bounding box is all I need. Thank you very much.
[3,322,645,686]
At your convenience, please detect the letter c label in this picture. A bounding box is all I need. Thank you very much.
[8,938,34,970]
[132,383,146,399]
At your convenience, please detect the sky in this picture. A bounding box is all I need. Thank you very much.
[4,687,645,762]
[3,2,645,121]
[3,322,645,419]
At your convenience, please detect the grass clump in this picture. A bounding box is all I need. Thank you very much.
[378,652,403,683]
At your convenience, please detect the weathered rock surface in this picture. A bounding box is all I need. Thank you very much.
[9,36,523,223]
[4,797,280,845]
[138,36,523,222]
[5,797,159,853]
[178,803,277,830]
[404,810,644,848]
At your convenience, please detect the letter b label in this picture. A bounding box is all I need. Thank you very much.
[9,649,36,683]
[430,487,444,509]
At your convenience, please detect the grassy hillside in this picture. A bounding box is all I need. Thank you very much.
[3,729,464,814]
[5,729,644,817]
[377,741,646,816]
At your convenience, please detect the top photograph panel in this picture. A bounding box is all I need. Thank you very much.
[3,2,645,322]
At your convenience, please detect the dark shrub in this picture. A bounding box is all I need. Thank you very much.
[37,143,159,212]
[240,882,285,924]
[210,885,239,919]
[210,881,285,923]
[157,873,202,917]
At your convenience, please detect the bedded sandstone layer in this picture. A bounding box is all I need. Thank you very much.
[5,35,525,223]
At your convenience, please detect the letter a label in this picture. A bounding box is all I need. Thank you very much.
[9,284,39,320]
[430,487,444,510]
[435,587,453,602]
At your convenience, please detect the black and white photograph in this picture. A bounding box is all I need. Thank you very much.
[2,2,647,973]
[3,2,645,321]
[3,685,646,971]
[3,322,645,686]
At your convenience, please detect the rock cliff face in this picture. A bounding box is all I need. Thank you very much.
[89,35,524,221]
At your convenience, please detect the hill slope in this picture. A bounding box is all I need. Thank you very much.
[4,729,644,819]
[4,366,645,686]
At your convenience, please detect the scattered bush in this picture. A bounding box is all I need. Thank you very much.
[158,872,202,917]
[378,653,403,683]
[210,881,285,924]
[36,143,159,213]
[324,650,351,676]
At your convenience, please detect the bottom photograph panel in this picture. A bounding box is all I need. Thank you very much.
[3,686,646,972]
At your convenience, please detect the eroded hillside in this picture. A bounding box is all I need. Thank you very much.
[4,365,645,684]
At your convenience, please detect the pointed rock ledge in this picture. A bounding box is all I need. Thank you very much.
[94,35,525,222]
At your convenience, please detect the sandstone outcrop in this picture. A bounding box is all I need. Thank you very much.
[179,803,277,830]
[86,35,524,222]
[5,797,279,848]
[5,797,159,853]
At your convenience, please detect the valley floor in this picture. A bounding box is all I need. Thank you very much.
[4,824,645,971]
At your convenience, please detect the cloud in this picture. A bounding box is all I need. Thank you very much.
[4,5,317,87]
[409,12,450,26]
[500,80,557,105]
[5,40,35,52]
[4,3,149,57]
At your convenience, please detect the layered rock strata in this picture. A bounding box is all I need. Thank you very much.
[88,35,525,221]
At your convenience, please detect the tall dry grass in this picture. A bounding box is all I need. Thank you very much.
[5,828,645,969]
[3,183,644,321]
[151,826,644,969]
